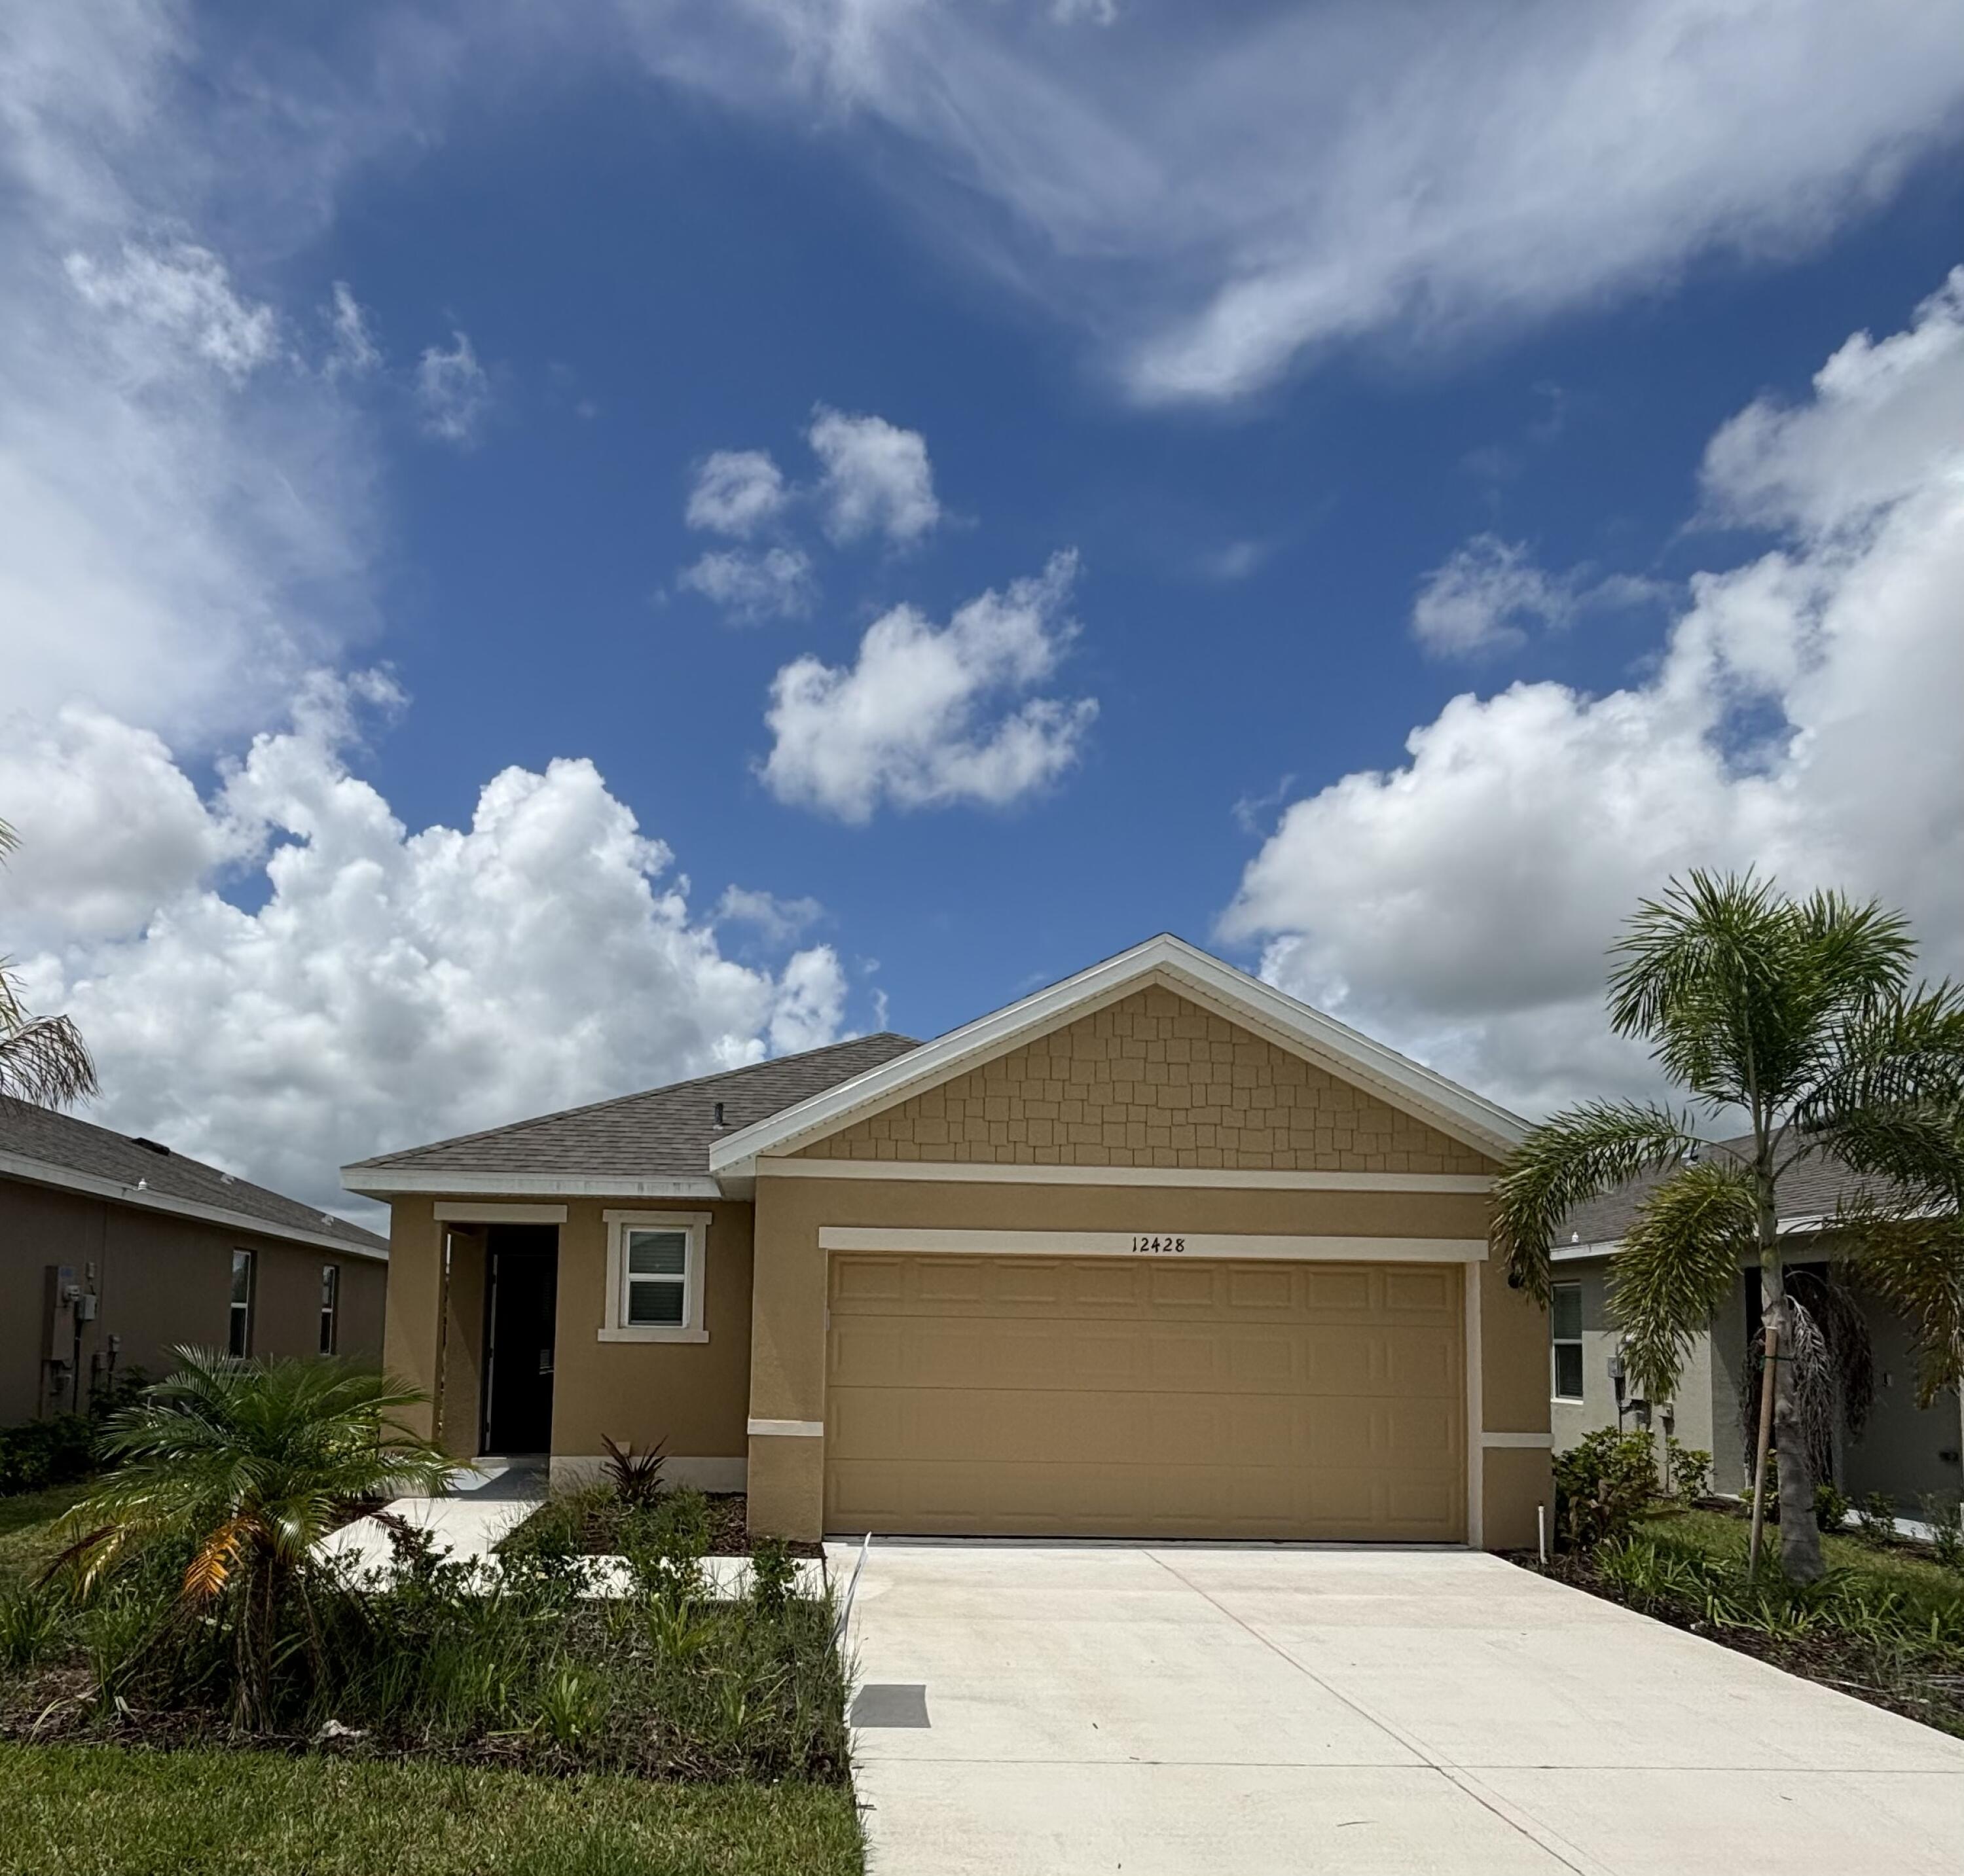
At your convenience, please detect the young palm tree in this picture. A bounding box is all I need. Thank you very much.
[1491,873,1964,1582]
[54,1348,454,1725]
[0,818,97,1107]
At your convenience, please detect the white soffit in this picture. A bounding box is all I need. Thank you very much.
[712,934,1527,1176]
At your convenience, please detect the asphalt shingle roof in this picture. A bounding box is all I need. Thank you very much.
[344,1032,922,1181]
[1558,1130,1889,1248]
[0,1098,387,1255]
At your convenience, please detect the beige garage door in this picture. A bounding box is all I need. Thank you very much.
[824,1253,1466,1541]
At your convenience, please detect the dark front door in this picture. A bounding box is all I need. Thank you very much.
[481,1225,558,1455]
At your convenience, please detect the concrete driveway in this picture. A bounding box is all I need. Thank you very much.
[830,1541,1964,1875]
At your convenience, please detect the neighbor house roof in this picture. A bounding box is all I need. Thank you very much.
[341,1033,922,1199]
[0,1098,388,1260]
[1553,1131,1897,1259]
[710,933,1530,1178]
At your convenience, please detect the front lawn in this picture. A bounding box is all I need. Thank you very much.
[0,1485,90,1582]
[0,1744,862,1876]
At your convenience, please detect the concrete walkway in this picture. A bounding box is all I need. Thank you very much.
[831,1541,1964,1876]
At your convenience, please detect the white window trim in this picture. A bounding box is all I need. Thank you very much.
[1550,1280,1584,1402]
[600,1210,711,1343]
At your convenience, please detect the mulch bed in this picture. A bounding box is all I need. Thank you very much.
[1519,1550,1964,1739]
[545,1493,824,1560]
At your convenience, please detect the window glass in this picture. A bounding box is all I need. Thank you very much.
[228,1250,255,1357]
[1550,1280,1583,1400]
[625,1230,689,1327]
[319,1264,339,1356]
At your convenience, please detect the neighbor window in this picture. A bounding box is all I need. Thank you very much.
[319,1264,340,1355]
[600,1212,710,1343]
[228,1250,255,1357]
[1551,1282,1584,1401]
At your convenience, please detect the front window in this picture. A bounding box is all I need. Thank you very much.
[1551,1281,1584,1401]
[319,1264,340,1355]
[600,1211,710,1342]
[229,1250,255,1357]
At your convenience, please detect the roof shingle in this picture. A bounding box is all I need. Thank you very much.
[344,1033,922,1182]
[0,1098,386,1255]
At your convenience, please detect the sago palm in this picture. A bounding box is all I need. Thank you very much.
[1491,873,1964,1582]
[0,818,97,1107]
[53,1348,454,1725]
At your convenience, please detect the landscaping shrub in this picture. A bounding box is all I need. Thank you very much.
[1923,1496,1963,1574]
[1554,1428,1660,1551]
[1856,1492,1899,1548]
[1813,1482,1851,1534]
[0,1418,94,1498]
[1664,1437,1710,1503]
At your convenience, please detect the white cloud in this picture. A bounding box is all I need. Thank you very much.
[12,689,848,1214]
[1053,0,1120,23]
[716,886,824,945]
[64,241,282,381]
[1222,270,1964,1117]
[808,406,940,545]
[1411,536,1573,657]
[617,1,1964,403]
[676,546,818,622]
[686,448,790,535]
[761,551,1095,821]
[325,281,381,378]
[415,330,490,446]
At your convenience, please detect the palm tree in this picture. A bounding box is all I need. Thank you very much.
[1491,873,1964,1582]
[0,818,97,1107]
[54,1348,455,1725]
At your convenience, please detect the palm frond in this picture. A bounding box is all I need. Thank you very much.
[1791,985,1964,1147]
[183,1515,253,1603]
[1838,1199,1964,1409]
[1609,1160,1756,1401]
[0,1001,99,1108]
[1489,1100,1705,1303]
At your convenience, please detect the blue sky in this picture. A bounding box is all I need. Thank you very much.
[8,2,1964,1212]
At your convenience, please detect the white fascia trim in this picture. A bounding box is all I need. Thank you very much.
[1552,1212,1849,1265]
[343,1168,722,1200]
[433,1202,568,1224]
[748,1418,825,1438]
[712,934,1526,1176]
[758,1157,1491,1194]
[1481,1432,1554,1449]
[818,1226,1487,1261]
[1,1148,388,1261]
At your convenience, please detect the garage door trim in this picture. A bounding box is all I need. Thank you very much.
[818,1225,1487,1261]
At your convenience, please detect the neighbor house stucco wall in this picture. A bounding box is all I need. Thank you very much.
[793,986,1491,1175]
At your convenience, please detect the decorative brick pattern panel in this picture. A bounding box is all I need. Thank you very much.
[795,988,1490,1174]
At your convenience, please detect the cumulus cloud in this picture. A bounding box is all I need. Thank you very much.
[676,546,818,622]
[615,1,1964,403]
[1411,537,1574,657]
[686,448,789,535]
[1222,270,1964,1117]
[415,330,490,446]
[10,689,849,1212]
[761,551,1095,821]
[808,406,940,545]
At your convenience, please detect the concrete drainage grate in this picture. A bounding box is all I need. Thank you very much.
[849,1683,930,1728]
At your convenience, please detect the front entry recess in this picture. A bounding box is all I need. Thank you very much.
[481,1224,558,1455]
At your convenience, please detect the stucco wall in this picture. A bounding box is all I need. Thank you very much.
[1,1173,384,1423]
[794,986,1490,1175]
[1844,1297,1964,1508]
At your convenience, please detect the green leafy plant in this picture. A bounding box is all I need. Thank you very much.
[1491,872,1964,1583]
[0,1581,67,1670]
[1921,1496,1963,1572]
[1664,1437,1711,1503]
[1813,1482,1851,1534]
[749,1537,797,1618]
[46,1348,452,1727]
[1856,1492,1899,1548]
[1554,1429,1660,1552]
[0,1416,96,1497]
[531,1660,608,1749]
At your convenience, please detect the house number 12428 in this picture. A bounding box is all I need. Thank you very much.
[1129,1235,1187,1255]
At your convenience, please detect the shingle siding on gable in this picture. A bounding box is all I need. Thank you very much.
[791,987,1492,1174]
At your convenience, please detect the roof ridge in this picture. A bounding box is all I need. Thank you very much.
[347,1032,921,1170]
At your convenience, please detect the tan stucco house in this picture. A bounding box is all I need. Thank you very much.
[342,936,1553,1549]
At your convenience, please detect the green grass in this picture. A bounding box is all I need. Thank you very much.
[1639,1505,1961,1594]
[0,1744,863,1876]
[0,1487,88,1584]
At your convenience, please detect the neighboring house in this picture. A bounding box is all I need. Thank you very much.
[1,1098,388,1424]
[1548,1135,1964,1507]
[343,935,1552,1550]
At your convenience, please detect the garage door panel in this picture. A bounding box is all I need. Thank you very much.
[824,1254,1465,1541]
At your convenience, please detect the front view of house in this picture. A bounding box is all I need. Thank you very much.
[344,936,1552,1549]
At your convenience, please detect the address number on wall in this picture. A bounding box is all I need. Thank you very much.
[1128,1235,1188,1255]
